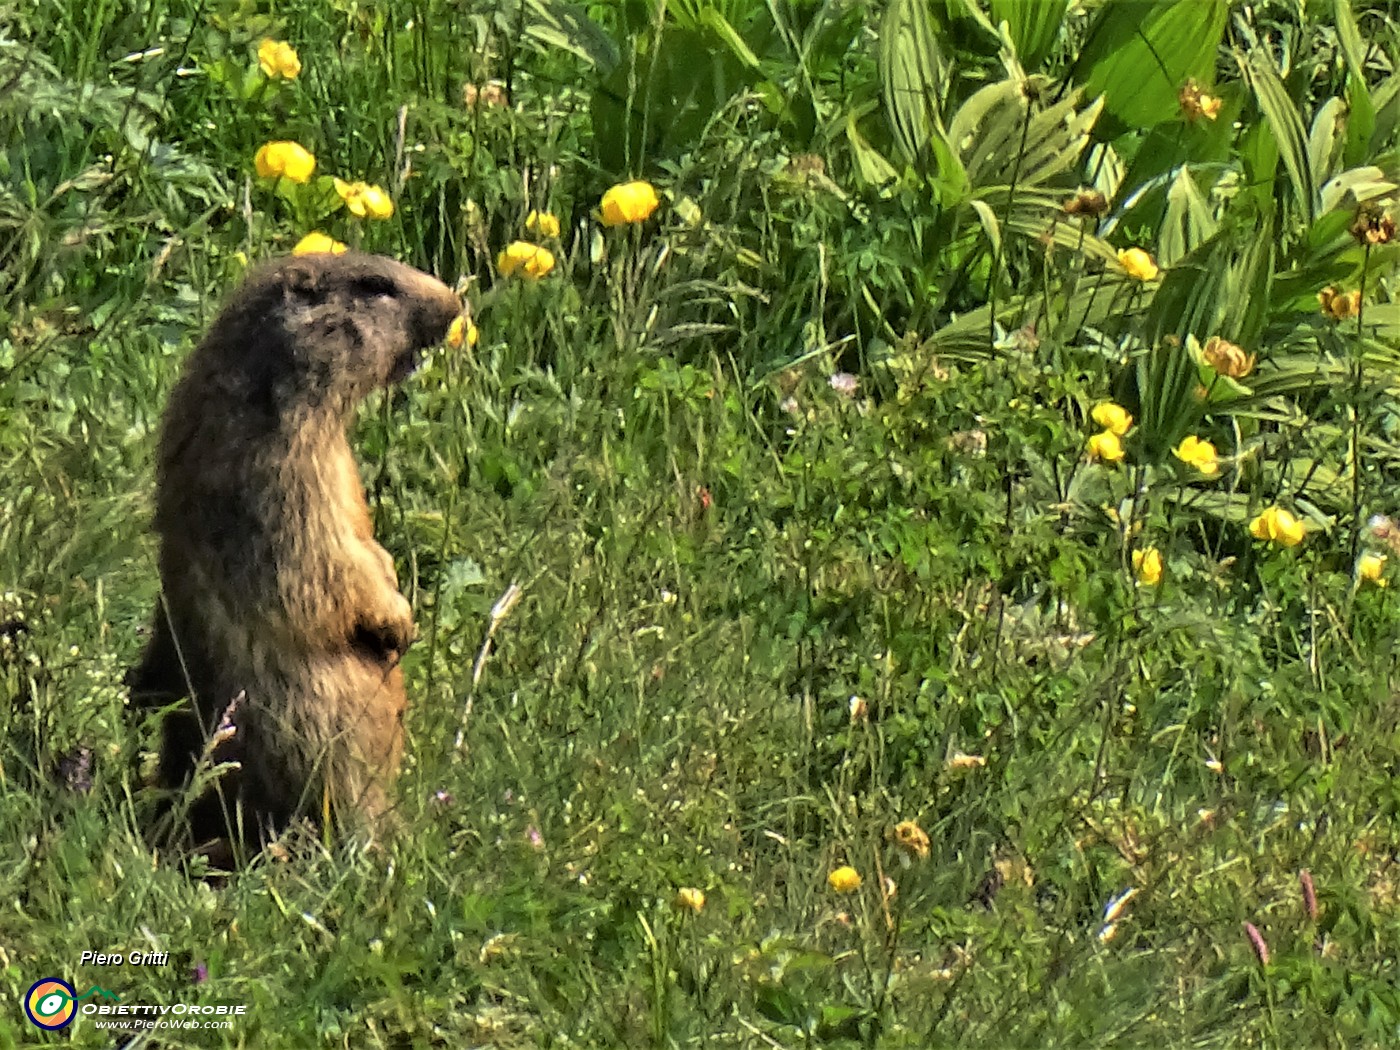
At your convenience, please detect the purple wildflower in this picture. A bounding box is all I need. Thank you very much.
[1243,922,1269,966]
[1299,869,1317,923]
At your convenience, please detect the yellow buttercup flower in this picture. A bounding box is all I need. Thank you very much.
[334,179,395,220]
[890,820,930,860]
[1091,402,1132,436]
[1173,435,1220,476]
[291,232,347,256]
[446,315,479,349]
[827,866,862,893]
[497,241,556,279]
[525,210,561,239]
[1087,431,1124,463]
[1358,553,1387,587]
[1249,506,1306,548]
[1132,547,1163,586]
[254,141,316,183]
[258,39,301,80]
[1117,247,1159,282]
[673,887,706,913]
[600,180,660,226]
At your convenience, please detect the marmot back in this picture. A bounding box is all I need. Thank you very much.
[129,251,461,858]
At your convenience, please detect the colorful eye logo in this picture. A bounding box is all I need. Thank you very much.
[25,977,77,1030]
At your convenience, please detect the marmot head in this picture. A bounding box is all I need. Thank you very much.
[202,252,463,414]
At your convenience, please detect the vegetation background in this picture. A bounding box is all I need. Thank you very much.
[2,0,1399,1045]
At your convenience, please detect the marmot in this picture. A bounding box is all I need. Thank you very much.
[128,251,461,856]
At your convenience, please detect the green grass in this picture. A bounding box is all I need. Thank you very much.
[3,1,1400,1047]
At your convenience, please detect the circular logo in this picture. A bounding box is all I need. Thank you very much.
[25,977,76,1030]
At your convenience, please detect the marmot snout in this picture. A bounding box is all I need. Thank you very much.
[129,251,461,856]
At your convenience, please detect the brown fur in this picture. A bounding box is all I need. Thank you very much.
[128,251,460,856]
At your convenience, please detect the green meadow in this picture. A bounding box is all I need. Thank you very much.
[2,0,1399,1045]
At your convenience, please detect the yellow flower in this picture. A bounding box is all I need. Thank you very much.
[827,865,862,893]
[947,752,986,770]
[446,314,479,349]
[1091,402,1132,436]
[257,39,302,80]
[1249,506,1306,548]
[890,820,930,860]
[1117,247,1160,282]
[1132,547,1163,586]
[525,210,561,239]
[1318,286,1361,321]
[497,241,556,279]
[334,179,395,220]
[600,180,660,227]
[1201,336,1255,378]
[1087,430,1125,463]
[291,232,347,256]
[673,887,706,913]
[1173,435,1220,476]
[254,141,316,183]
[1358,553,1388,587]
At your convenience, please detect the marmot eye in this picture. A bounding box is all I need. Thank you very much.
[353,274,399,298]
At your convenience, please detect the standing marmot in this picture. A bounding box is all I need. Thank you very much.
[128,251,461,857]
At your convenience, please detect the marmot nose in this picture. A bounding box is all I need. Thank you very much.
[403,269,462,348]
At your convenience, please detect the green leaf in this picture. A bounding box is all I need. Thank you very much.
[990,0,1069,69]
[524,0,620,72]
[1080,0,1226,129]
[1239,48,1316,224]
[880,0,947,167]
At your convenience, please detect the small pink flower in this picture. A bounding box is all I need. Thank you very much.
[829,372,858,397]
[1243,921,1270,965]
[526,825,544,850]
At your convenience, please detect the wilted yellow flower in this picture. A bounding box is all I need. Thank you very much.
[525,210,561,238]
[291,232,347,256]
[673,887,706,913]
[600,180,660,226]
[1087,430,1125,463]
[1132,547,1163,586]
[497,241,556,279]
[258,39,301,80]
[827,865,862,893]
[1358,553,1388,587]
[1249,506,1306,548]
[1350,203,1396,246]
[890,820,930,860]
[1117,247,1159,282]
[1201,336,1255,378]
[1318,286,1361,321]
[1091,402,1132,436]
[1178,79,1221,122]
[446,315,479,349]
[254,141,316,183]
[334,179,395,220]
[947,752,986,770]
[1063,189,1109,217]
[1173,435,1220,476]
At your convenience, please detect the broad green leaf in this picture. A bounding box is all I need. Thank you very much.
[1080,0,1226,129]
[1239,48,1316,224]
[845,110,900,188]
[1159,167,1219,268]
[880,0,947,166]
[990,0,1069,69]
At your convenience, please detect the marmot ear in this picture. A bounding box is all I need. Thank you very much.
[282,262,322,302]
